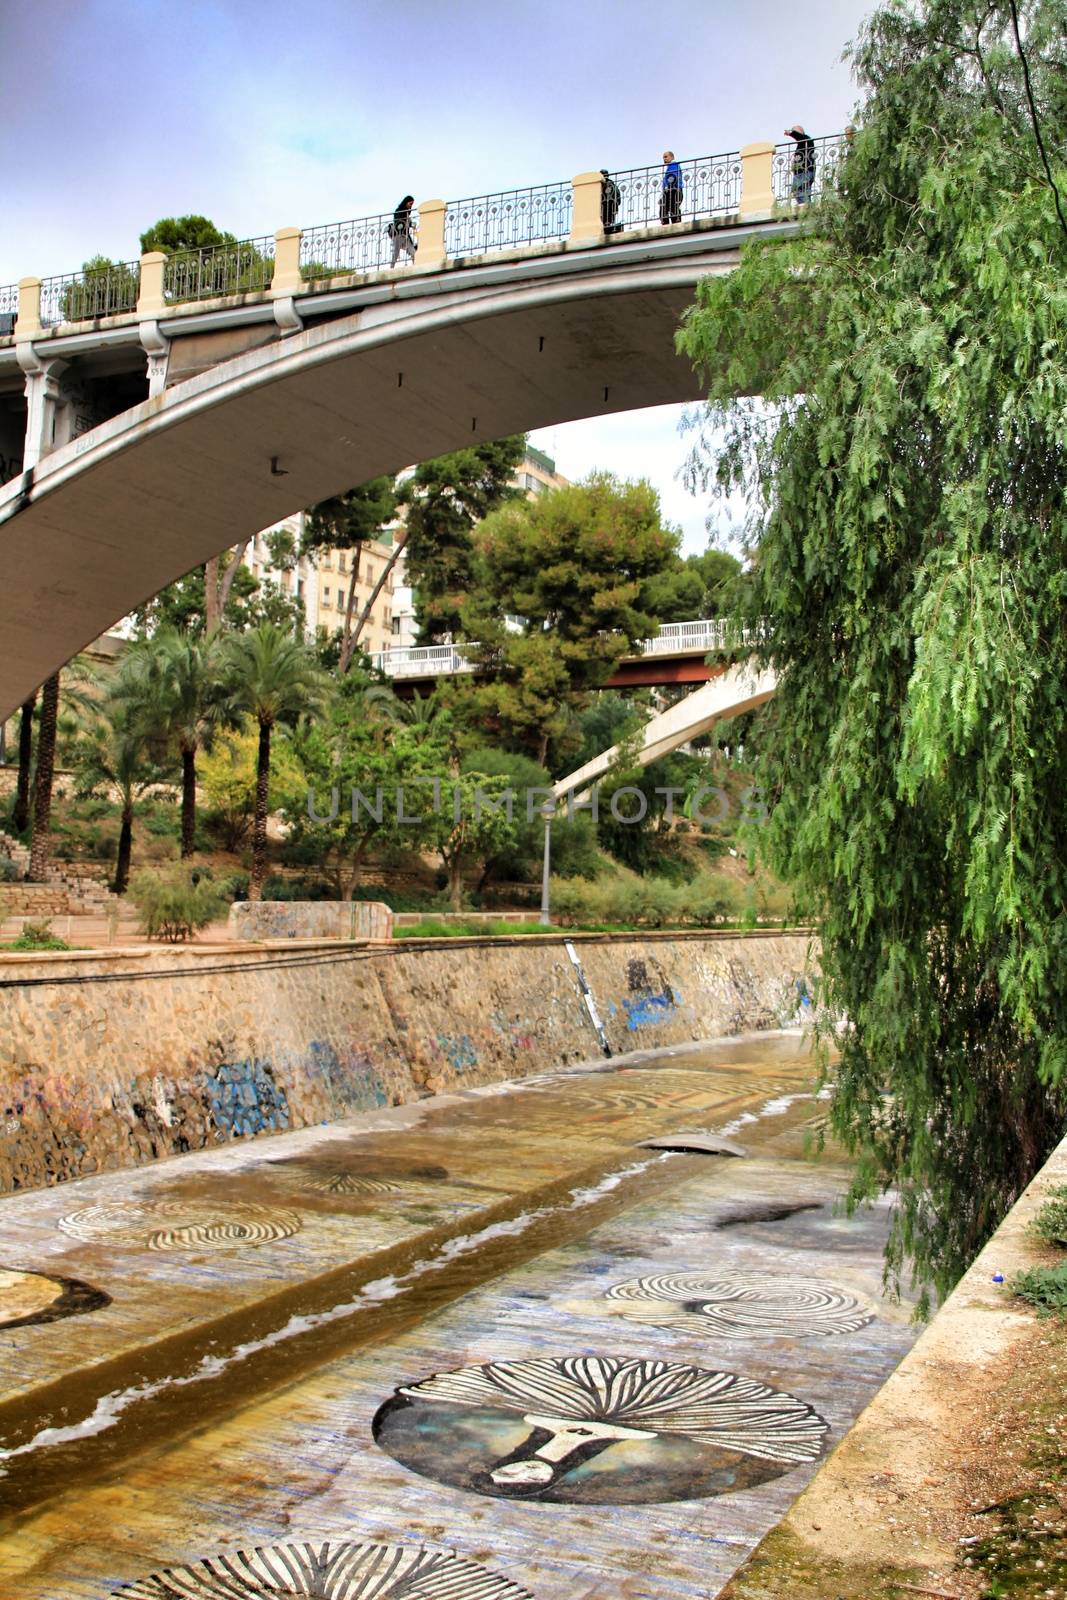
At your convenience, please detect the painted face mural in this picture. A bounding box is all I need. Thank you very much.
[109,1538,533,1598]
[57,1200,302,1252]
[603,1273,876,1339]
[0,1266,110,1329]
[373,1354,828,1504]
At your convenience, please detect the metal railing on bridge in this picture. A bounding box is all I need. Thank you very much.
[162,235,276,302]
[9,134,845,332]
[38,259,141,327]
[444,181,573,258]
[368,618,736,681]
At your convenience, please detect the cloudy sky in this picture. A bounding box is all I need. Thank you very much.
[2,0,874,552]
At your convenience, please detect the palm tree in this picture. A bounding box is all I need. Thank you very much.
[115,628,229,857]
[75,698,159,894]
[220,624,329,900]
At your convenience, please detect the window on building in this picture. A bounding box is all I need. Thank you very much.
[338,554,346,573]
[391,616,401,635]
[323,588,330,605]
[367,565,376,586]
[296,579,304,598]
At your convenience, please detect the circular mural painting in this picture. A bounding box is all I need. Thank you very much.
[110,1538,533,1598]
[373,1354,828,1504]
[57,1200,302,1252]
[0,1266,110,1329]
[305,1174,398,1196]
[603,1273,876,1339]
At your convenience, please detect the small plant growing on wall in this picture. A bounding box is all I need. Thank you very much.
[127,866,226,943]
[11,918,71,952]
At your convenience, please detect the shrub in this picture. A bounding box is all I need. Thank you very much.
[127,866,227,943]
[12,919,71,952]
[0,858,18,883]
[1031,1186,1067,1249]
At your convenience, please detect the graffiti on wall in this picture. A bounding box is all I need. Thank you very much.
[205,1059,291,1139]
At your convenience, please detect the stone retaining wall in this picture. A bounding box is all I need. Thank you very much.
[228,899,394,941]
[0,930,816,1192]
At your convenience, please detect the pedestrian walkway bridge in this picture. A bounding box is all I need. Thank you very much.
[0,134,842,718]
[371,617,737,690]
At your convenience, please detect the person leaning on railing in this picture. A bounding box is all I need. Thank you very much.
[660,151,683,225]
[784,125,816,205]
[389,196,417,265]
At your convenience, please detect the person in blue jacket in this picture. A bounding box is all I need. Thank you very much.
[660,151,683,225]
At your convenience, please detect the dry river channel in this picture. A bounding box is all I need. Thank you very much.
[0,1031,918,1599]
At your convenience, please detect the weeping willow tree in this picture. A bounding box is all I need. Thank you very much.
[679,0,1067,1308]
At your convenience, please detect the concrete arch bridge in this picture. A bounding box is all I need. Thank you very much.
[0,136,842,720]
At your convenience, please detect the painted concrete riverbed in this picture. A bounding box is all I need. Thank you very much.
[0,1033,918,1598]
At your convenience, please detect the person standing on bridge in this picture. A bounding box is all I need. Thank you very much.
[785,126,816,205]
[389,196,418,266]
[601,170,622,234]
[660,152,683,225]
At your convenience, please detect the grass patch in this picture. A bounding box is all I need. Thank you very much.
[394,918,778,939]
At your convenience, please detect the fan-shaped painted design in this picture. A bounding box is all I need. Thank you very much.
[306,1174,398,1196]
[399,1355,824,1462]
[603,1273,876,1339]
[374,1353,828,1503]
[110,1538,533,1598]
[57,1200,302,1251]
[0,1265,111,1329]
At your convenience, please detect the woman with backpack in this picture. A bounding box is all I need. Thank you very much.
[389,196,417,266]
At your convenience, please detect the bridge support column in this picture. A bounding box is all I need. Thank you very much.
[416,200,446,271]
[569,172,605,248]
[739,142,776,219]
[16,350,69,472]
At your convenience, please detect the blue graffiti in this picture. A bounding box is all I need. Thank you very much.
[436,1034,478,1071]
[622,989,679,1030]
[206,1059,291,1138]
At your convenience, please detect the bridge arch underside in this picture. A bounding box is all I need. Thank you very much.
[0,254,737,719]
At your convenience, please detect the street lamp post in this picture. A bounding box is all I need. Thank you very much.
[540,814,552,926]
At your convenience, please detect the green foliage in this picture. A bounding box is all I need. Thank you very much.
[549,870,737,929]
[11,919,71,952]
[401,436,526,642]
[61,255,139,321]
[395,918,549,939]
[1011,1262,1067,1314]
[641,547,742,622]
[130,555,305,639]
[465,473,679,762]
[200,726,305,850]
[0,858,18,884]
[127,865,227,942]
[1032,1186,1067,1249]
[139,216,236,254]
[677,0,1067,1302]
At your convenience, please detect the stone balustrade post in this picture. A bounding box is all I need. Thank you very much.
[271,227,303,294]
[739,142,776,219]
[16,278,41,338]
[569,171,605,247]
[136,252,167,317]
[416,200,446,271]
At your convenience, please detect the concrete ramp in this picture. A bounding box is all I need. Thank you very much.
[553,663,778,803]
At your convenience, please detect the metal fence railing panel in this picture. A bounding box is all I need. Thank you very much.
[444,182,572,259]
[164,235,276,304]
[300,212,402,282]
[38,260,141,327]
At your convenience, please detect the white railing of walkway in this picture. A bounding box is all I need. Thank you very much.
[368,618,735,680]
